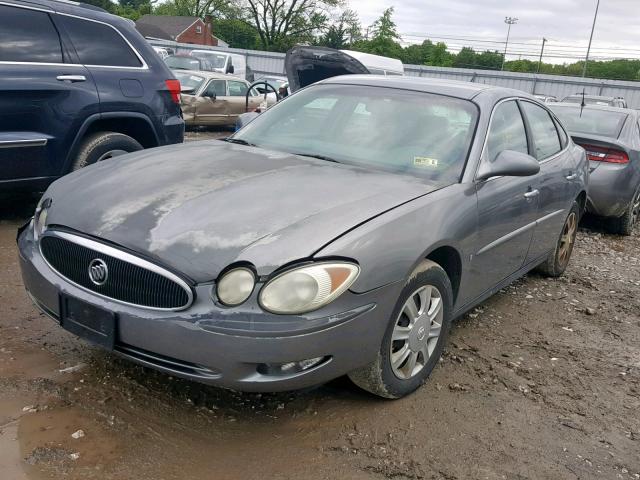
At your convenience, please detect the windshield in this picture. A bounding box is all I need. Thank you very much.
[173,72,205,91]
[234,84,478,182]
[165,56,202,70]
[551,106,628,139]
[192,52,227,69]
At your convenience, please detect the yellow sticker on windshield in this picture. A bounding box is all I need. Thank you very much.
[413,156,439,168]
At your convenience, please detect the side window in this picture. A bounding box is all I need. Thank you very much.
[228,81,248,97]
[58,16,141,67]
[521,102,562,160]
[485,101,529,162]
[553,117,568,148]
[0,5,63,63]
[202,80,226,97]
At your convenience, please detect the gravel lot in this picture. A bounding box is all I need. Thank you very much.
[1,134,639,479]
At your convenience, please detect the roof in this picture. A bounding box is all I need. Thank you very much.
[135,15,200,40]
[171,69,247,82]
[321,75,524,101]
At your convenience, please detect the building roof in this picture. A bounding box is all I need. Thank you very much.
[135,15,200,40]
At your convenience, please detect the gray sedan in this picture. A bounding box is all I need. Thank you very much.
[18,77,588,398]
[551,103,640,235]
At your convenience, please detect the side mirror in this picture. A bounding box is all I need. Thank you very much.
[476,150,540,181]
[226,64,235,74]
[202,91,216,100]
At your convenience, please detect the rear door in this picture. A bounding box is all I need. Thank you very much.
[0,3,98,185]
[520,100,575,262]
[470,100,540,300]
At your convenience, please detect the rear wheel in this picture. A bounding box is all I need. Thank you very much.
[348,260,452,399]
[536,202,579,277]
[71,132,142,171]
[611,187,640,236]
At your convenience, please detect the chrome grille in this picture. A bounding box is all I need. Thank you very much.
[40,231,193,310]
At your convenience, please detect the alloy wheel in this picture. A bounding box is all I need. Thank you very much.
[390,285,444,380]
[631,190,640,227]
[558,212,577,266]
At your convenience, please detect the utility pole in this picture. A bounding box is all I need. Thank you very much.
[536,37,547,73]
[501,17,518,71]
[582,0,600,77]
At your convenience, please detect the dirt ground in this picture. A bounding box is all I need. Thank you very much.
[1,134,639,479]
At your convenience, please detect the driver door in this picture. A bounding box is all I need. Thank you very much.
[469,100,540,300]
[194,79,228,125]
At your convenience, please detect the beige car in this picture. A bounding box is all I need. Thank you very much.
[175,71,268,127]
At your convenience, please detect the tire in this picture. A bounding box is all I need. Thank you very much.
[71,132,143,171]
[536,201,580,277]
[348,260,453,399]
[610,187,640,236]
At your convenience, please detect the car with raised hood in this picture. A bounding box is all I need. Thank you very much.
[0,0,184,191]
[551,103,640,234]
[19,76,588,399]
[176,70,272,127]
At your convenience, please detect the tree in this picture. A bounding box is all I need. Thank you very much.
[244,0,340,51]
[452,46,476,68]
[213,18,260,49]
[318,9,361,49]
[369,7,399,42]
[352,7,403,59]
[152,0,232,17]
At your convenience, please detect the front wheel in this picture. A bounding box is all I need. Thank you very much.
[348,260,453,399]
[536,201,580,277]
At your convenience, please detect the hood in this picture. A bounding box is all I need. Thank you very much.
[44,141,440,282]
[285,46,369,93]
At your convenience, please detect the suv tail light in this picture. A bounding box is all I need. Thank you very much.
[578,143,629,164]
[165,79,181,104]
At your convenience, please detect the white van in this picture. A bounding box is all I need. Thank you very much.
[340,50,404,76]
[188,50,246,79]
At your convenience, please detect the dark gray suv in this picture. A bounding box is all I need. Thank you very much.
[0,0,184,191]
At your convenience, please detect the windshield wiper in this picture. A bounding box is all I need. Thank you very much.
[224,138,257,147]
[292,152,340,163]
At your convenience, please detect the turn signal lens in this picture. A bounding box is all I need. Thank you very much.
[259,262,359,314]
[216,268,255,306]
[579,143,629,164]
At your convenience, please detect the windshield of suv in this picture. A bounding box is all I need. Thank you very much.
[165,56,202,70]
[551,105,628,139]
[234,84,478,182]
[173,72,205,91]
[192,52,228,69]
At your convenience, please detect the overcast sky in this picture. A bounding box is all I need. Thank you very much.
[348,0,640,64]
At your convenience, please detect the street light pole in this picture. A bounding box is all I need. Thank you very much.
[501,16,518,71]
[536,37,547,73]
[582,0,600,77]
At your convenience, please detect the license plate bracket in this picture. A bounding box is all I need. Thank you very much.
[60,295,116,350]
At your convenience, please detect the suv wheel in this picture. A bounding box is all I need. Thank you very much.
[71,132,143,171]
[348,260,453,399]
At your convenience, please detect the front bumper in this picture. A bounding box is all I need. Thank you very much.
[18,225,399,392]
[586,161,638,218]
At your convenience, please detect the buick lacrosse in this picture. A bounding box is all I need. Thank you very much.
[18,76,588,398]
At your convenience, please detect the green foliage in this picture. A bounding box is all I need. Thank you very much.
[318,9,362,49]
[213,18,259,49]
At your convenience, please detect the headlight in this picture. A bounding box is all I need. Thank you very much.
[33,197,51,240]
[216,267,255,306]
[259,262,359,314]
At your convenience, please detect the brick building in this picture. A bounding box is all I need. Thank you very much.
[135,15,227,47]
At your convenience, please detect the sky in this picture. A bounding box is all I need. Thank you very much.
[347,0,640,64]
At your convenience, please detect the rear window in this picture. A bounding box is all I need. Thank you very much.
[59,16,141,67]
[166,56,202,70]
[0,5,63,63]
[551,106,628,139]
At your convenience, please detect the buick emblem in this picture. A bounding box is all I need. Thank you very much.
[88,258,109,286]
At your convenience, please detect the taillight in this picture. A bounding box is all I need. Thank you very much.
[165,79,181,104]
[578,144,629,164]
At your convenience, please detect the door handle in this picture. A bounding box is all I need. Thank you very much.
[56,75,86,82]
[524,189,540,199]
[565,173,578,180]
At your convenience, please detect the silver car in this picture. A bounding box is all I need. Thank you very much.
[18,77,588,398]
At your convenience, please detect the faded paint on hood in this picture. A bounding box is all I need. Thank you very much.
[44,140,440,282]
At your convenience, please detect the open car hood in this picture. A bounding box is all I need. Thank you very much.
[285,46,369,92]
